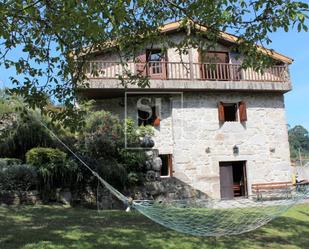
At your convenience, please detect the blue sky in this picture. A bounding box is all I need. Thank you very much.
[268,29,309,130]
[0,28,308,130]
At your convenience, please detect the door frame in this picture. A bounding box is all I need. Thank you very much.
[219,160,248,199]
[199,50,230,80]
[146,49,167,79]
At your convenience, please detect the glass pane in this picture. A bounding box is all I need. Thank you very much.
[149,52,162,61]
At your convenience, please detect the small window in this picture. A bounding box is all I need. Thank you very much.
[218,101,247,123]
[138,106,155,126]
[223,103,237,121]
[138,106,160,126]
[159,154,172,177]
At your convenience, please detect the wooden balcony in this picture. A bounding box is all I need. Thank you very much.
[85,61,289,83]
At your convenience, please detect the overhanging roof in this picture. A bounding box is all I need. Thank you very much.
[160,20,293,64]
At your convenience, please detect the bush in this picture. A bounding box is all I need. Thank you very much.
[0,164,37,191]
[26,147,80,191]
[26,147,67,167]
[77,111,148,189]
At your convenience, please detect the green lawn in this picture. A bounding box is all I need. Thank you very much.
[0,204,308,249]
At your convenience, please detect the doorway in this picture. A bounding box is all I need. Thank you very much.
[219,161,247,199]
[146,49,167,79]
[200,51,230,80]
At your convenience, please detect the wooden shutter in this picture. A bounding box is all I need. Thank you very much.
[135,52,147,76]
[239,101,247,122]
[152,106,160,126]
[218,102,225,122]
[153,117,160,126]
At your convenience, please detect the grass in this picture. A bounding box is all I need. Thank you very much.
[0,204,308,249]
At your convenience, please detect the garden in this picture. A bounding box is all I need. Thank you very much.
[1,92,308,248]
[0,92,152,207]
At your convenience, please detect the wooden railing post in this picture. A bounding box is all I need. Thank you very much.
[188,48,194,80]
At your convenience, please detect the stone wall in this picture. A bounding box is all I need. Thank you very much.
[94,91,291,199]
[0,191,41,205]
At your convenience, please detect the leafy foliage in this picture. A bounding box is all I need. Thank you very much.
[0,92,56,159]
[0,1,307,127]
[26,147,80,192]
[77,111,150,188]
[0,163,37,191]
[289,125,309,159]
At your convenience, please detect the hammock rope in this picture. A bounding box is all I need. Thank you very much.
[16,99,309,237]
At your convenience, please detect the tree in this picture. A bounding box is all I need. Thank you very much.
[0,0,308,128]
[288,125,309,159]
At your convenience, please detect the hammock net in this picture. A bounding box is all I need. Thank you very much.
[94,170,308,237]
[29,105,309,237]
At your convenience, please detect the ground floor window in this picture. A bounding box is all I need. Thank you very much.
[159,154,173,177]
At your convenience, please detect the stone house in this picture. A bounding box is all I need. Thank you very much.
[78,21,293,200]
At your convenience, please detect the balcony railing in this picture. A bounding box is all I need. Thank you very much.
[85,61,289,82]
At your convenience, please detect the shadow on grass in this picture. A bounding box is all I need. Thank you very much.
[0,204,308,249]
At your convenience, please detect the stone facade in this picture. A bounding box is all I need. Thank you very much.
[94,91,291,199]
[81,30,292,200]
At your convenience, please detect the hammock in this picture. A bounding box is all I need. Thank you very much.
[35,110,309,237]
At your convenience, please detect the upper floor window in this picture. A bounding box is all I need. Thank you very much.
[218,101,247,123]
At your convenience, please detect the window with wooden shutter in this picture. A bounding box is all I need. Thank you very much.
[239,101,247,122]
[218,102,225,122]
[218,101,247,123]
[138,106,160,127]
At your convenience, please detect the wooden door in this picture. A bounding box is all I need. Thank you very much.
[220,163,234,199]
[200,51,230,80]
[147,49,167,79]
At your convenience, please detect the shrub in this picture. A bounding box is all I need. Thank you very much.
[26,147,80,191]
[26,147,67,167]
[0,111,56,160]
[0,164,37,191]
[77,111,148,189]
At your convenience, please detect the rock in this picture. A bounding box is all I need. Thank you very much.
[140,136,155,148]
[152,157,162,171]
[57,189,72,205]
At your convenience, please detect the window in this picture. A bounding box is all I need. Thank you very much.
[223,103,237,121]
[159,154,172,177]
[218,101,247,123]
[138,106,160,126]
